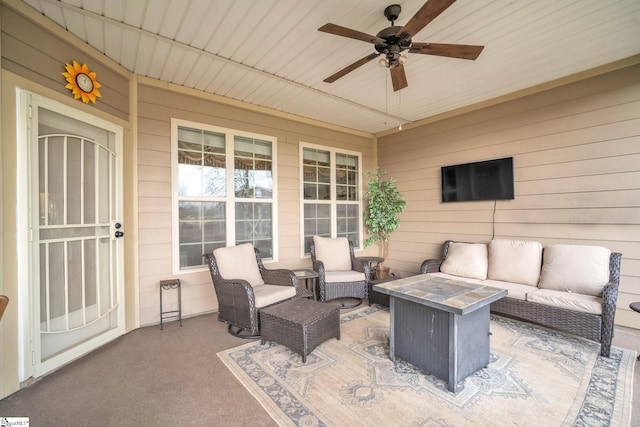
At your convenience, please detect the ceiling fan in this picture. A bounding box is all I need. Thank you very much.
[318,0,484,91]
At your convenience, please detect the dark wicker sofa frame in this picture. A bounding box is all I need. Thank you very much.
[310,240,370,306]
[203,248,298,338]
[420,240,622,357]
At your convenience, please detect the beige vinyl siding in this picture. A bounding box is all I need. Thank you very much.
[137,81,375,326]
[377,63,640,329]
[0,5,129,121]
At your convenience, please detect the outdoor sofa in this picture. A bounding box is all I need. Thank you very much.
[417,239,621,356]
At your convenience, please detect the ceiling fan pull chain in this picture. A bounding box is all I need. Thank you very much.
[398,90,403,131]
[385,71,389,125]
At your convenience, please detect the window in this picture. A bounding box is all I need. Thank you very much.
[172,119,276,271]
[301,144,361,254]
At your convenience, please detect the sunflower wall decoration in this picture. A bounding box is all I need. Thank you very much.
[62,61,102,104]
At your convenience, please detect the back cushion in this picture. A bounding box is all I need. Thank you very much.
[213,243,265,287]
[487,239,543,286]
[440,242,488,280]
[538,244,611,296]
[313,236,351,271]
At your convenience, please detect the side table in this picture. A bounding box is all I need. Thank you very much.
[357,256,384,281]
[293,269,319,301]
[160,279,182,329]
[630,302,640,361]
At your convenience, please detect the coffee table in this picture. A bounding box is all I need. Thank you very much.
[373,275,507,392]
[260,298,340,363]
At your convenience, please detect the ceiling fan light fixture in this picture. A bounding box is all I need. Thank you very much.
[386,54,406,68]
[378,57,389,67]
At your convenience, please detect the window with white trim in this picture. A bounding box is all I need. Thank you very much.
[301,144,361,254]
[173,119,276,271]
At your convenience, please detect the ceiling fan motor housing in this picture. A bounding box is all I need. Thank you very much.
[375,26,411,66]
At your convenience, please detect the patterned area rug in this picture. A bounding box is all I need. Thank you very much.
[218,306,635,426]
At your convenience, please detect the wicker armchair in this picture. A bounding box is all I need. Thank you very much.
[203,243,298,338]
[310,236,369,308]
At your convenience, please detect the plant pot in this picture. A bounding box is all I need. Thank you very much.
[376,266,390,280]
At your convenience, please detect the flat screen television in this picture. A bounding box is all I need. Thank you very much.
[441,157,514,202]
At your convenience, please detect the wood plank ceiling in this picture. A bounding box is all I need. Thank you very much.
[19,0,640,134]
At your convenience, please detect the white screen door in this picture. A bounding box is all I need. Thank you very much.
[26,94,125,378]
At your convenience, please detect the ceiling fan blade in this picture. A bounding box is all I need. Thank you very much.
[396,0,457,41]
[390,64,408,92]
[409,42,484,60]
[318,23,386,45]
[324,53,380,83]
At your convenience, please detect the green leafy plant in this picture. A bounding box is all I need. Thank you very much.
[363,168,406,265]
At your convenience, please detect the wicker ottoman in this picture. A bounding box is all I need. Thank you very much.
[260,298,340,363]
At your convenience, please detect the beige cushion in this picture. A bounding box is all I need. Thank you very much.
[526,289,602,315]
[213,243,265,287]
[483,279,538,301]
[440,242,488,280]
[487,239,543,286]
[313,236,351,271]
[325,270,366,283]
[252,284,296,308]
[538,244,611,296]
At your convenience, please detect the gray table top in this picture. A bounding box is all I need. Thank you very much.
[372,274,507,315]
[357,256,384,262]
[292,269,319,279]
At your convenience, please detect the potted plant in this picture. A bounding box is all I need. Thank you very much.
[363,168,406,279]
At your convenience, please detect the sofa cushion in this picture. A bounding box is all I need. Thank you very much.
[214,243,264,287]
[538,244,611,296]
[313,236,351,271]
[526,289,602,315]
[253,284,296,308]
[440,242,488,280]
[483,279,537,301]
[487,239,543,286]
[325,270,366,283]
